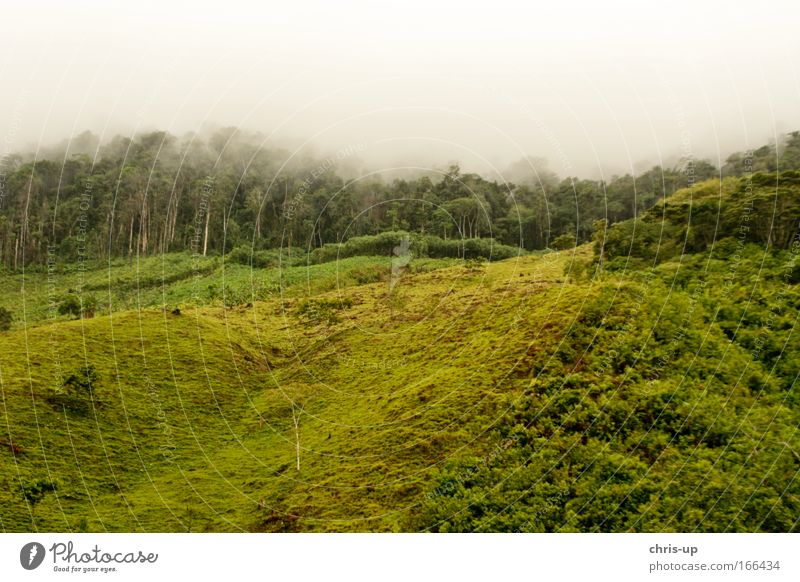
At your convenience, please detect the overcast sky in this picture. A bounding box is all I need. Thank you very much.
[1,0,798,177]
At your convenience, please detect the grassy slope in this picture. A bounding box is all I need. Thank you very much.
[1,248,573,531]
[2,233,798,532]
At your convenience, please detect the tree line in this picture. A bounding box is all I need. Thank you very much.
[1,128,799,269]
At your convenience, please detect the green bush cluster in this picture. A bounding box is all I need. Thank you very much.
[58,293,98,319]
[0,307,11,331]
[598,172,800,267]
[411,246,800,532]
[226,246,302,269]
[309,231,521,264]
[20,479,57,506]
[46,365,99,414]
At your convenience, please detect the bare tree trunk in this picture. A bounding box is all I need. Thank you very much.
[170,199,179,245]
[203,202,210,256]
[128,214,134,256]
[141,201,149,255]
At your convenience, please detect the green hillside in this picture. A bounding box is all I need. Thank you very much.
[1,173,799,532]
[0,249,566,531]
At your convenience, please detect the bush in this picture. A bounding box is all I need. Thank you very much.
[82,295,98,318]
[551,233,576,250]
[47,365,99,414]
[309,231,523,264]
[58,294,98,318]
[311,231,423,263]
[58,294,82,318]
[424,235,519,261]
[0,307,11,331]
[20,479,57,506]
[227,246,282,269]
[63,365,98,396]
[296,297,353,326]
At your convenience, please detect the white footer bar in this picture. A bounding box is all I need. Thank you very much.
[1,533,796,581]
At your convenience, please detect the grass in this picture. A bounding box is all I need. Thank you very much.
[0,249,574,531]
[2,238,797,532]
[0,252,459,326]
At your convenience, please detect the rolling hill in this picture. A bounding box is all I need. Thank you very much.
[1,175,799,532]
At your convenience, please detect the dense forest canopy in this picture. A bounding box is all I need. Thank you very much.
[2,129,800,270]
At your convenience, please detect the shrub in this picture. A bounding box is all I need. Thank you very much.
[47,365,99,414]
[58,294,98,318]
[227,246,282,269]
[82,295,98,318]
[222,284,250,308]
[425,236,520,261]
[309,231,522,263]
[551,233,576,250]
[310,231,422,263]
[20,479,57,506]
[63,364,98,396]
[296,297,353,326]
[0,307,11,331]
[58,294,82,318]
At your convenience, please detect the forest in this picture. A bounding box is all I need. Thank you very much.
[2,129,800,270]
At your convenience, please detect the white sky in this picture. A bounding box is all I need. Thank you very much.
[1,0,798,177]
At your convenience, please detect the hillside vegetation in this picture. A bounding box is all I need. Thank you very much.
[1,172,799,532]
[3,128,800,270]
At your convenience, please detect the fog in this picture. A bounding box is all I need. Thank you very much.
[2,0,799,179]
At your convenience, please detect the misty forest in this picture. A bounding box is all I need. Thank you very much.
[0,127,799,532]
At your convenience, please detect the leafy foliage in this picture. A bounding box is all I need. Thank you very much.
[46,365,99,414]
[0,141,798,533]
[551,233,576,250]
[20,479,57,506]
[0,307,11,331]
[598,172,800,267]
[3,129,798,271]
[296,297,354,326]
[63,365,98,396]
[57,293,98,319]
[409,267,800,532]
